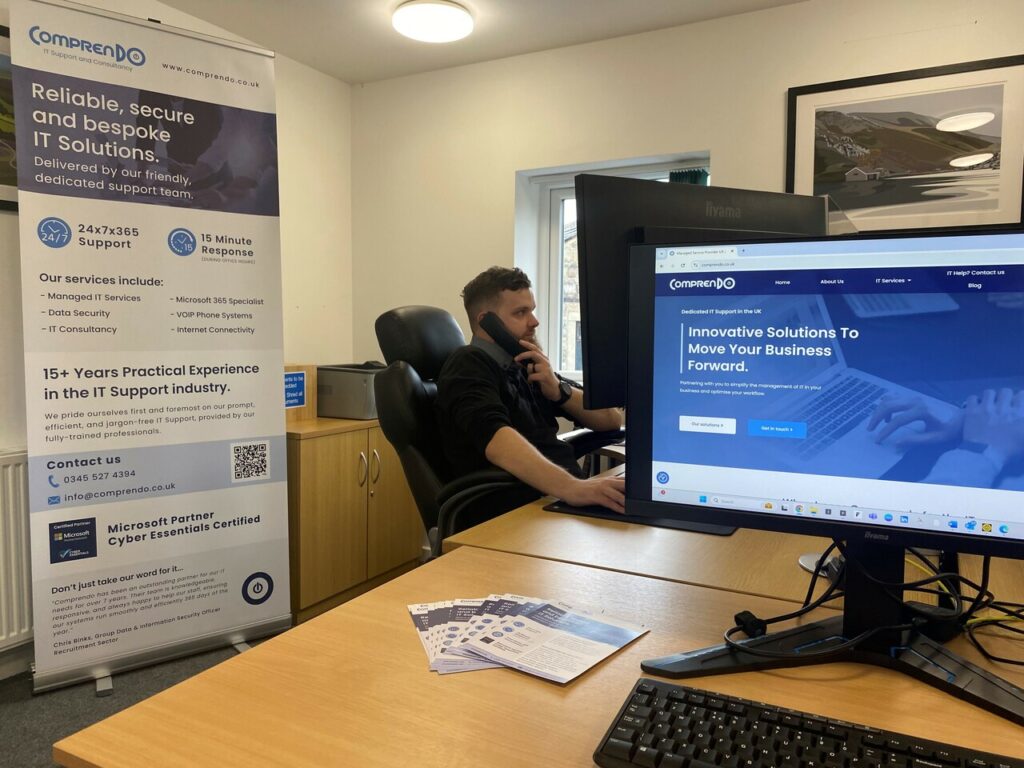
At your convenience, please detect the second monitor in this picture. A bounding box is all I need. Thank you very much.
[575,173,828,409]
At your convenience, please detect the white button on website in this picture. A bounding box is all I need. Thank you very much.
[679,416,736,434]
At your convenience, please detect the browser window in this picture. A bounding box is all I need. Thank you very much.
[647,233,1024,539]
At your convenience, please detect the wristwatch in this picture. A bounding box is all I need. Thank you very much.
[553,379,573,406]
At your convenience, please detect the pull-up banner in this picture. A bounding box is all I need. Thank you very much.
[11,0,290,691]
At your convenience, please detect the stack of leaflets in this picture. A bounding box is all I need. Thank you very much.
[407,593,648,684]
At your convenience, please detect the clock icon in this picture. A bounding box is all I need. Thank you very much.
[37,217,72,248]
[167,227,197,256]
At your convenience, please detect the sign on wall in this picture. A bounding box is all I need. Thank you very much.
[11,0,290,690]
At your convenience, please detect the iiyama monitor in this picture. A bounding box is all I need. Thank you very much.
[626,229,1024,724]
[575,173,828,409]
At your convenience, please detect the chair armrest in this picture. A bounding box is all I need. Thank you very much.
[436,468,518,505]
[434,476,522,558]
[560,427,625,458]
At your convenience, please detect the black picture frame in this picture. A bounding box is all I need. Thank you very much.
[786,55,1024,233]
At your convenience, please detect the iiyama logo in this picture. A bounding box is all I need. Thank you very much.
[863,531,890,541]
[706,201,741,219]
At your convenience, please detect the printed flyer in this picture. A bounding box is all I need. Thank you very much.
[11,0,289,690]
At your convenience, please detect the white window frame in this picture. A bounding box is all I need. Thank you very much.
[520,157,709,375]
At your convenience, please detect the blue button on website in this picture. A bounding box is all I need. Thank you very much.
[748,420,807,439]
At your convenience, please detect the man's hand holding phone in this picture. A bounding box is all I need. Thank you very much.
[513,340,561,401]
[479,311,564,404]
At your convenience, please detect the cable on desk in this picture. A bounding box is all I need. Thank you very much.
[800,540,841,608]
[724,541,1022,665]
[833,540,973,623]
[965,598,1024,666]
[722,540,919,662]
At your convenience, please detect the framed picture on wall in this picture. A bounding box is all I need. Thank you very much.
[786,55,1024,233]
[0,25,14,211]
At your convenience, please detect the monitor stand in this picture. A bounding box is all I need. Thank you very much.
[641,539,1024,726]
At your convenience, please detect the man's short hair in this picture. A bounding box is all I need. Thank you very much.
[462,266,532,329]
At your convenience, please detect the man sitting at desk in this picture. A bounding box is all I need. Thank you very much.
[436,266,626,515]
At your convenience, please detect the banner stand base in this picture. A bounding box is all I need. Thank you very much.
[33,615,291,694]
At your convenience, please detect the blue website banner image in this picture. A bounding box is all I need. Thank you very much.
[651,276,1024,491]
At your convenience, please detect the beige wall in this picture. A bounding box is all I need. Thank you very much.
[276,56,352,365]
[0,0,352,449]
[3,0,1023,445]
[350,0,1024,358]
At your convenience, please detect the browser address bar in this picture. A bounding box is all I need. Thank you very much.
[658,248,1024,273]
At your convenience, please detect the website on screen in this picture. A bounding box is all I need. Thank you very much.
[648,235,1024,539]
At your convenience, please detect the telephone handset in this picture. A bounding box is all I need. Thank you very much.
[480,312,526,362]
[480,311,572,404]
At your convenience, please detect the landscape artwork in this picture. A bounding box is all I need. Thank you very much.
[813,85,1002,229]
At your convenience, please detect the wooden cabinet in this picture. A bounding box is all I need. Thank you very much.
[366,427,424,578]
[287,418,422,621]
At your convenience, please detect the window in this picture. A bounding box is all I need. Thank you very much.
[518,158,709,376]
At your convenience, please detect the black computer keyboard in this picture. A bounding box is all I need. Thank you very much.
[593,678,1023,768]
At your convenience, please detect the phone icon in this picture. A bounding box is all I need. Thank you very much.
[48,474,60,488]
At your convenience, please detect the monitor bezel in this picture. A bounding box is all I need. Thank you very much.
[625,228,1024,560]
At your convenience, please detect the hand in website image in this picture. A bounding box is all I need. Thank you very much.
[869,390,1024,456]
[869,389,1024,489]
[962,389,1024,469]
[867,395,965,447]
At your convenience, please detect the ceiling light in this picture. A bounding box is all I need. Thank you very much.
[949,153,994,168]
[392,1,474,43]
[936,111,996,132]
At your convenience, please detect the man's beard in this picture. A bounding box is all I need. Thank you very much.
[521,330,541,351]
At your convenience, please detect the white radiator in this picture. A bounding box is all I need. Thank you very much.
[0,450,32,652]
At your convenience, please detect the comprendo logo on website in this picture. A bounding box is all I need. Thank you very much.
[669,276,736,291]
[29,25,146,66]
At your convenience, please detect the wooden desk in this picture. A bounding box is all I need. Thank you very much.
[54,547,1023,766]
[444,501,1024,606]
[444,502,833,603]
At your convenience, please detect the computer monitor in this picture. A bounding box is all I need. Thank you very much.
[575,174,829,409]
[626,229,1024,724]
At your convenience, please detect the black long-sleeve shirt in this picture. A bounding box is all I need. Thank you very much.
[435,341,582,480]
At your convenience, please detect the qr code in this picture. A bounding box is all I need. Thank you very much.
[231,441,269,482]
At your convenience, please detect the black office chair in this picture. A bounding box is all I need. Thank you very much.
[374,305,623,558]
[374,306,526,558]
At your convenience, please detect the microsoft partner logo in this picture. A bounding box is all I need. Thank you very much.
[669,276,737,291]
[29,25,146,66]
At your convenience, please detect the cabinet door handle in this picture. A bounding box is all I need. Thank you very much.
[358,451,368,487]
[370,449,382,484]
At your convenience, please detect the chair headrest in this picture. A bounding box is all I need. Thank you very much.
[375,305,466,380]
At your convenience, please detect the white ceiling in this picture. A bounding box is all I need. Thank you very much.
[158,0,806,84]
